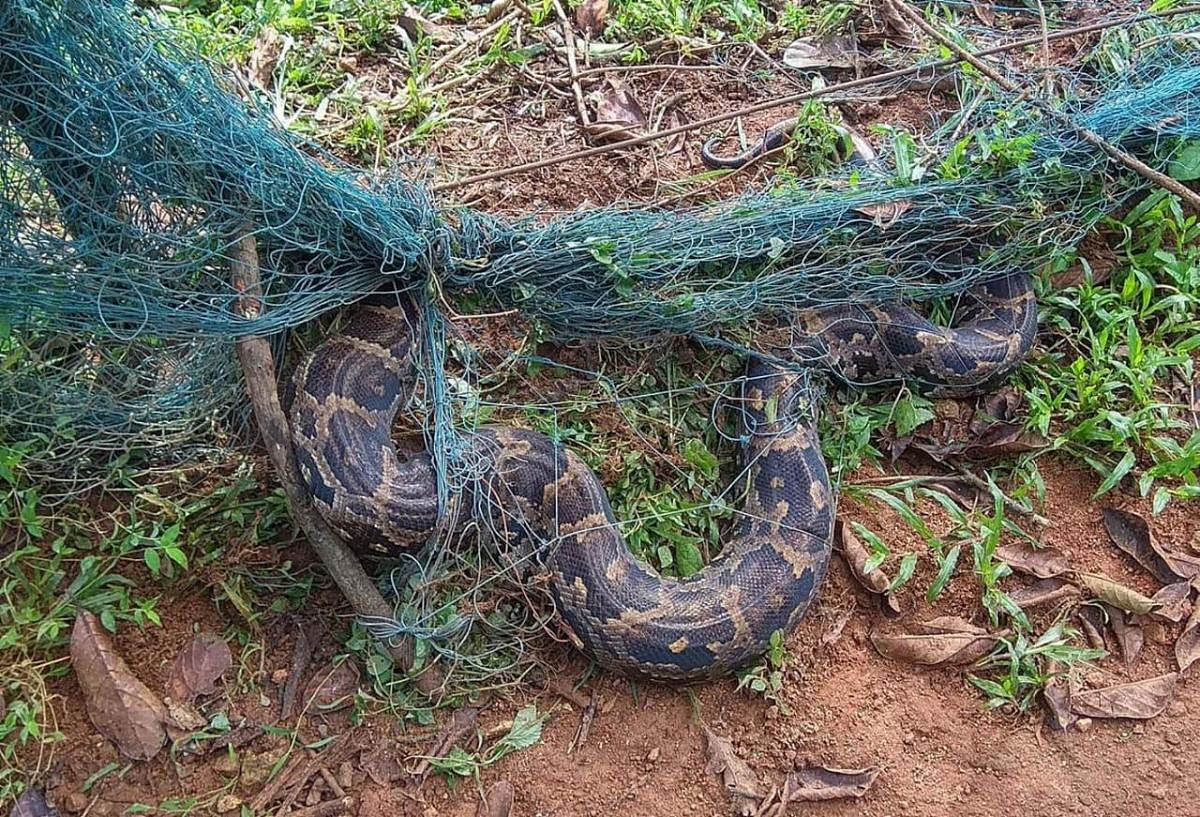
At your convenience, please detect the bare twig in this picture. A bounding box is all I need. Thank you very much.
[229,232,423,676]
[279,621,312,721]
[890,1,1200,211]
[279,797,355,817]
[552,0,590,130]
[431,4,1200,193]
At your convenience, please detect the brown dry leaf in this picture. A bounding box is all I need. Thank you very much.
[1076,605,1108,652]
[1042,659,1076,731]
[781,36,857,70]
[1151,582,1194,623]
[1009,578,1079,610]
[1103,605,1144,667]
[11,788,59,817]
[703,726,762,816]
[1175,598,1200,672]
[70,610,168,760]
[971,1,995,25]
[589,79,646,142]
[476,780,514,817]
[302,661,361,712]
[996,543,1070,579]
[247,27,284,90]
[663,110,689,155]
[870,617,997,666]
[360,746,404,785]
[834,520,900,615]
[574,0,608,35]
[1102,508,1194,584]
[878,0,920,48]
[853,200,911,230]
[1070,673,1177,720]
[781,765,879,802]
[165,632,233,703]
[1078,572,1158,616]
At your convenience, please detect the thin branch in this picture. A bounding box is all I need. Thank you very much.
[431,4,1200,193]
[229,231,425,675]
[891,1,1200,211]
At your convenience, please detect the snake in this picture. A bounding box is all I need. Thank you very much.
[285,272,1037,681]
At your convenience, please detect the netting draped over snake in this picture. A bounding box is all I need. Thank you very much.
[2,0,1199,674]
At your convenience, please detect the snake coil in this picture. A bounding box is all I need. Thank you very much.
[286,273,1036,680]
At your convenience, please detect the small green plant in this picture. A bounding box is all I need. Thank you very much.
[736,629,790,706]
[425,704,547,783]
[969,620,1105,712]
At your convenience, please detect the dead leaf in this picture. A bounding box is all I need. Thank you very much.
[1042,659,1076,731]
[663,110,689,155]
[852,200,911,229]
[1152,582,1194,623]
[878,0,919,48]
[302,661,361,713]
[1008,579,1079,610]
[1175,598,1200,672]
[820,607,854,647]
[165,632,233,703]
[1103,605,1144,667]
[360,746,404,785]
[476,780,514,817]
[590,79,648,131]
[834,520,900,615]
[70,610,168,760]
[1070,673,1177,720]
[1102,508,1197,584]
[971,1,995,25]
[11,788,60,817]
[1076,605,1108,652]
[870,617,998,666]
[997,543,1070,579]
[781,765,879,802]
[575,0,608,35]
[412,707,479,784]
[247,27,284,90]
[703,726,762,816]
[1078,572,1158,615]
[781,36,857,70]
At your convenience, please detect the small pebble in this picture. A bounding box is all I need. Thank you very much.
[646,746,660,762]
[270,669,289,685]
[216,794,242,814]
[1074,717,1093,733]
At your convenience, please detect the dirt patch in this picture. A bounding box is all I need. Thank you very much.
[25,457,1200,817]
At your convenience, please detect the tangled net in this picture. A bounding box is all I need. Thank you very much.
[1,0,1199,678]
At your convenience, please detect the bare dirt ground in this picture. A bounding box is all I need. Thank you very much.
[30,458,1200,817]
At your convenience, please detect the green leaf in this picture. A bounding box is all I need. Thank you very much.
[100,608,117,632]
[159,523,181,548]
[682,439,719,480]
[1152,487,1170,515]
[164,546,188,568]
[893,397,934,437]
[656,545,674,570]
[1095,450,1136,496]
[926,543,961,603]
[1168,140,1200,181]
[143,548,161,575]
[675,541,703,578]
[887,552,918,592]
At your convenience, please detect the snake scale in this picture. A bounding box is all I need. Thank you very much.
[286,273,1037,681]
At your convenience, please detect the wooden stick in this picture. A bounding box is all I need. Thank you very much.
[430,4,1200,193]
[229,232,420,672]
[891,1,1200,211]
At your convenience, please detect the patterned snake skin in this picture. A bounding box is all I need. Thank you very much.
[286,273,1037,681]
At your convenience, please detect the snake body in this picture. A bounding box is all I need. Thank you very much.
[287,273,1036,680]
